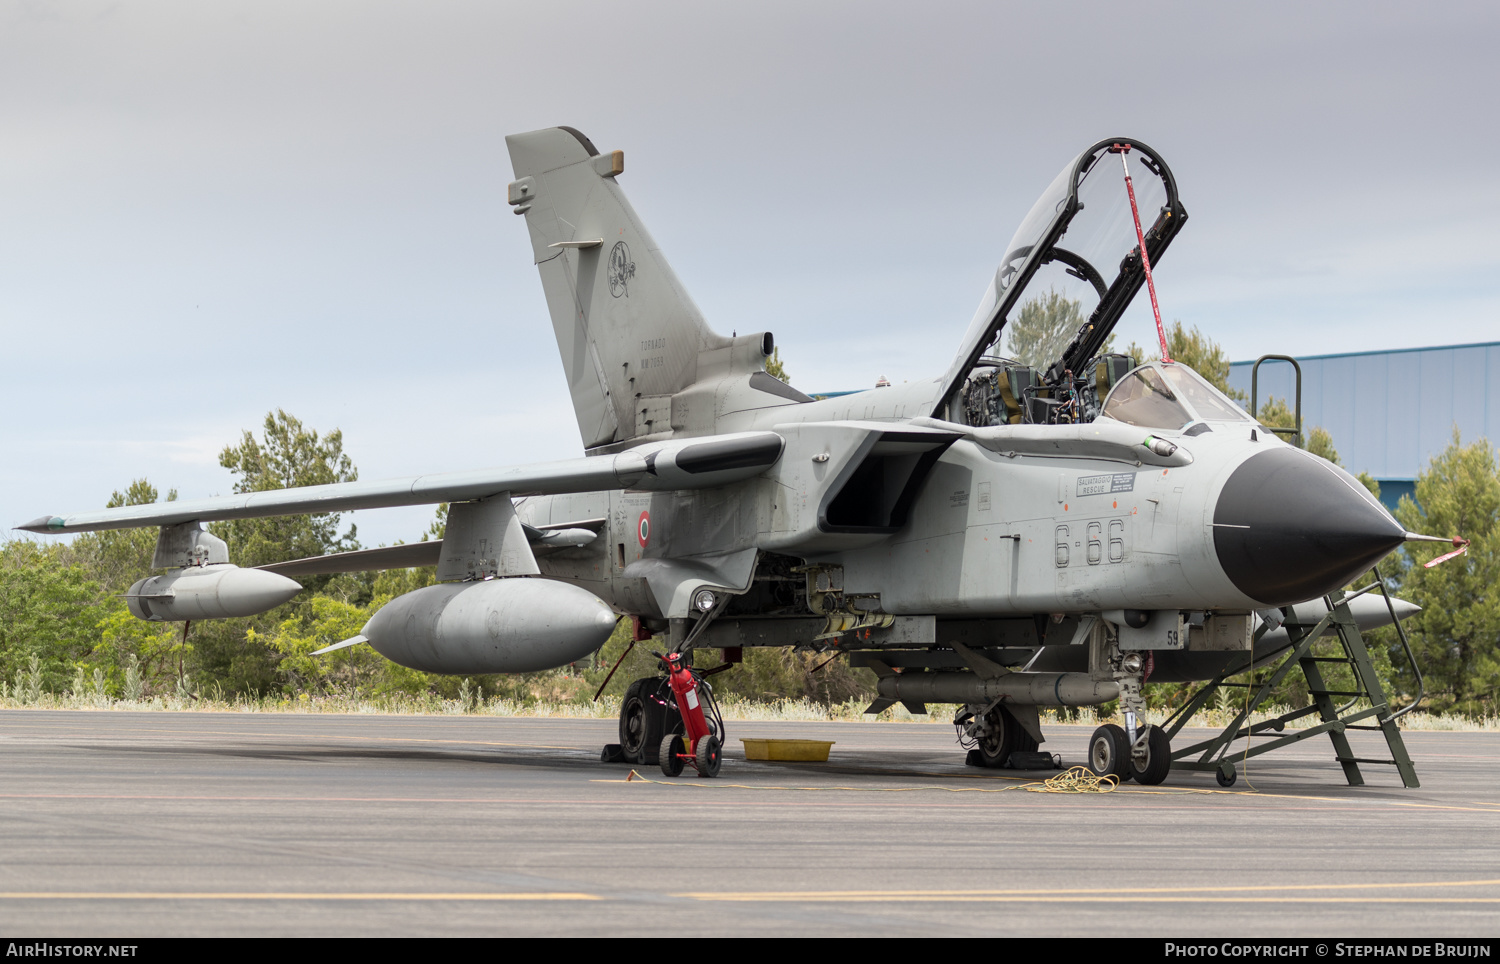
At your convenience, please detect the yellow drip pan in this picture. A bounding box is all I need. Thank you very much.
[740,739,835,762]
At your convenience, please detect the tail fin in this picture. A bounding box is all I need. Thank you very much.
[508,127,744,450]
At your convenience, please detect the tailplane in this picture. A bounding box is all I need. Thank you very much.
[508,127,759,450]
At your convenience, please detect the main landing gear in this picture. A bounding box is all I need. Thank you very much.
[655,651,722,778]
[602,653,725,778]
[956,703,1061,770]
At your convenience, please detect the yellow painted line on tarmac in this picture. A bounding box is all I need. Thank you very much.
[675,878,1500,902]
[1387,801,1500,815]
[0,892,599,901]
[8,887,1497,905]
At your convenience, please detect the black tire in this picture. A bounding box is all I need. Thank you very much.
[1088,723,1131,779]
[1130,726,1172,786]
[694,735,722,778]
[1009,708,1040,755]
[1216,765,1237,788]
[620,677,666,764]
[970,706,1019,769]
[659,733,685,777]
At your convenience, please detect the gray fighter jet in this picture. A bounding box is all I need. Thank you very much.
[22,128,1428,784]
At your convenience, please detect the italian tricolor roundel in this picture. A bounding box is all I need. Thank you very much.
[637,510,651,547]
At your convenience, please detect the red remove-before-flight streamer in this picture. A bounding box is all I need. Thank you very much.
[1111,143,1171,364]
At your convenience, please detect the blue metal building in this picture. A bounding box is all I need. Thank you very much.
[1226,342,1500,510]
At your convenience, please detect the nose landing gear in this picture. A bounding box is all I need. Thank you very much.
[1086,647,1173,785]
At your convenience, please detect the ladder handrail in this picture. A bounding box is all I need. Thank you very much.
[1373,564,1425,721]
[1250,353,1303,448]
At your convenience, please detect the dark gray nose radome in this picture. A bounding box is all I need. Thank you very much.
[1213,448,1406,607]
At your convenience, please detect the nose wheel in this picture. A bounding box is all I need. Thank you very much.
[1087,722,1172,785]
[1088,723,1131,779]
[1130,725,1172,785]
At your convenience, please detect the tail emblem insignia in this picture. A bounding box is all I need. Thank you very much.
[608,241,636,297]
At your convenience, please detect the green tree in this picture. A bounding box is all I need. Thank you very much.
[713,649,875,705]
[426,503,448,541]
[0,540,108,692]
[185,411,362,696]
[250,594,387,695]
[765,347,789,384]
[1251,398,1378,497]
[89,608,184,697]
[1130,321,1246,401]
[214,410,359,569]
[0,480,188,698]
[71,479,177,593]
[1006,288,1085,369]
[1386,432,1500,716]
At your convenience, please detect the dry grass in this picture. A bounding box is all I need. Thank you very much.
[0,686,1494,731]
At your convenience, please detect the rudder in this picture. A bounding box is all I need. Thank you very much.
[506,127,730,450]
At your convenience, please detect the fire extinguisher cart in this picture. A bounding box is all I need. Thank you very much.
[657,651,725,778]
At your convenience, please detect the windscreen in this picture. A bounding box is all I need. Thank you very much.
[1160,364,1250,421]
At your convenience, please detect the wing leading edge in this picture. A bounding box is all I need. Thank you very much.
[19,432,784,535]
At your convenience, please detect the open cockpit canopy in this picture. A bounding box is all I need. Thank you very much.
[938,138,1187,427]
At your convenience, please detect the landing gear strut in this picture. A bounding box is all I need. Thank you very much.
[1086,645,1173,785]
[1131,724,1172,785]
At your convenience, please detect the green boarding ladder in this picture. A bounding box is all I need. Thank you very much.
[1160,570,1423,788]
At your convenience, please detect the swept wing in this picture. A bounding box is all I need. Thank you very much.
[19,432,783,535]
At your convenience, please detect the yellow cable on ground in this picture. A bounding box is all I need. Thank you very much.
[1034,766,1118,793]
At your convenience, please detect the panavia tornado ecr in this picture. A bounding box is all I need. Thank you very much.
[22,128,1435,784]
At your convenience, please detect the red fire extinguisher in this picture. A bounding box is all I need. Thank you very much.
[656,651,723,778]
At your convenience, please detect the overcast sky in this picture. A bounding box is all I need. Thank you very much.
[3,1,1496,547]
